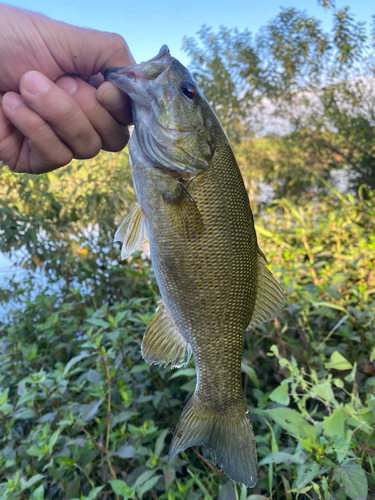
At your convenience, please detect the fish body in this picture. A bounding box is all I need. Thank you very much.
[105,46,283,487]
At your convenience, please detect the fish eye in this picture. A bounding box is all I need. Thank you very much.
[179,80,197,99]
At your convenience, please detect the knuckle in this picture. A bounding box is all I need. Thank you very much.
[102,32,134,66]
[0,142,20,173]
[31,144,73,172]
[102,126,129,152]
[53,143,74,167]
[73,131,102,159]
[107,32,128,52]
[56,105,78,126]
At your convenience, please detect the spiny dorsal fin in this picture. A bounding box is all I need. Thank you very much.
[248,249,284,328]
[114,203,146,260]
[142,300,192,369]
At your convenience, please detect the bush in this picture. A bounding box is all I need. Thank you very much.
[0,157,374,499]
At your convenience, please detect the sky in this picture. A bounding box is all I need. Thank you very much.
[3,0,375,67]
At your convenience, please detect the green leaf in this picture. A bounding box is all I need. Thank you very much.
[137,475,161,499]
[260,450,306,466]
[21,474,44,491]
[115,445,135,459]
[163,464,176,488]
[17,390,37,407]
[48,429,60,454]
[85,318,110,328]
[86,370,101,385]
[110,411,135,429]
[312,302,349,314]
[239,484,247,500]
[265,408,318,439]
[313,380,335,403]
[327,436,351,463]
[109,480,134,499]
[325,351,353,371]
[269,383,290,405]
[27,446,46,459]
[333,461,368,500]
[180,380,196,392]
[130,364,150,374]
[323,408,344,438]
[241,362,259,388]
[81,398,104,422]
[155,429,169,458]
[63,351,93,376]
[370,345,375,362]
[3,446,16,460]
[187,469,210,496]
[85,486,105,500]
[14,408,37,420]
[0,390,8,406]
[169,368,196,379]
[219,481,236,500]
[296,460,320,490]
[133,469,156,488]
[30,485,44,500]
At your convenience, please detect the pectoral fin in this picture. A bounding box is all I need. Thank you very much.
[163,183,204,240]
[142,300,192,368]
[248,249,284,328]
[114,203,146,260]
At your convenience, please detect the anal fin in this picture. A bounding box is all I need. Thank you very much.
[114,203,146,260]
[142,300,192,368]
[248,249,284,328]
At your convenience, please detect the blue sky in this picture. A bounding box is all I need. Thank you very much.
[3,0,375,67]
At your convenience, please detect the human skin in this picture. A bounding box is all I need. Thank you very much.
[0,3,135,174]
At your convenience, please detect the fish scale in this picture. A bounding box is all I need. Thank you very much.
[105,45,284,487]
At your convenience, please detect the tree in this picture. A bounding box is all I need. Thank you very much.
[183,3,375,195]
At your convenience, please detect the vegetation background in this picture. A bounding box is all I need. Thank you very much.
[0,1,374,499]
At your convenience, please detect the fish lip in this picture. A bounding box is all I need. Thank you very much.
[104,45,172,83]
[104,66,137,84]
[104,66,150,105]
[104,69,136,90]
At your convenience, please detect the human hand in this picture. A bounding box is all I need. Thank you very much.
[0,4,134,174]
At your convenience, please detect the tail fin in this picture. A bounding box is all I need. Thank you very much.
[169,394,257,488]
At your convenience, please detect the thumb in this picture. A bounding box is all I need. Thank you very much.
[33,14,135,76]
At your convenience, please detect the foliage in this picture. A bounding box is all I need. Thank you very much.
[0,155,374,499]
[183,4,375,195]
[0,150,137,306]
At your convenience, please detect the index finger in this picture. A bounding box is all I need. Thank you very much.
[96,81,132,126]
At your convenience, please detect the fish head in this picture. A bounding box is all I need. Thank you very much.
[105,45,216,177]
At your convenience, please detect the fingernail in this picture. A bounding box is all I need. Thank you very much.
[101,85,123,110]
[24,71,51,96]
[3,92,24,109]
[57,76,78,95]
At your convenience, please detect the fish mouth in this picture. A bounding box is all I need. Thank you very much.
[104,45,173,102]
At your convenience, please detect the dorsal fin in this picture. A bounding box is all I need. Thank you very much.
[114,203,146,260]
[142,300,192,368]
[248,248,284,328]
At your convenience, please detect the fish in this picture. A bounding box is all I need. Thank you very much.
[104,46,283,488]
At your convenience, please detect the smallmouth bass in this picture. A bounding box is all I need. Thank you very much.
[105,46,283,488]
